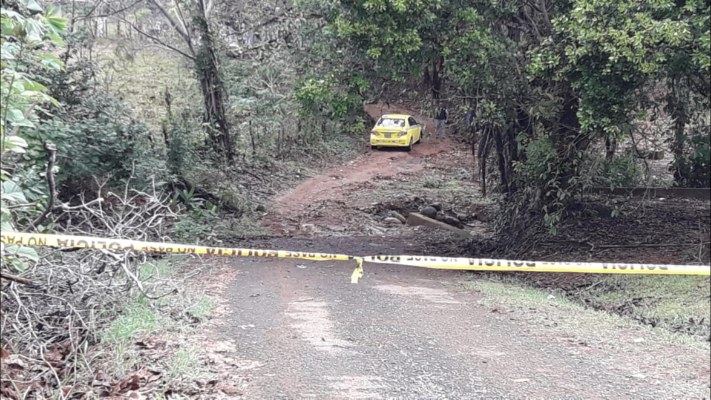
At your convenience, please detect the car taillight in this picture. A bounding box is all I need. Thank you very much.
[399,130,408,136]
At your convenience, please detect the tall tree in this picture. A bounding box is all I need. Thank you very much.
[123,0,235,161]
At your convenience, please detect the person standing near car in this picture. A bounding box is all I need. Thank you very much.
[434,106,448,140]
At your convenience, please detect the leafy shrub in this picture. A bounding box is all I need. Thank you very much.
[20,94,151,194]
[671,123,710,188]
[593,154,640,188]
[164,109,200,176]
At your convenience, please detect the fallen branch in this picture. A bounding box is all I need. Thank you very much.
[0,272,35,286]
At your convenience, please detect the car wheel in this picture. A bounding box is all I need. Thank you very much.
[371,145,379,151]
[406,137,413,152]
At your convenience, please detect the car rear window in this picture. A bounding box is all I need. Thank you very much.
[377,118,405,128]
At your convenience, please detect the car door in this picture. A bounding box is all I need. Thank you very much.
[408,117,421,141]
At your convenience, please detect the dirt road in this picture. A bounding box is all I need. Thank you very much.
[197,104,710,399]
[204,237,709,399]
[261,102,459,237]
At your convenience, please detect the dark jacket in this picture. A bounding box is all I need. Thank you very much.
[436,108,448,120]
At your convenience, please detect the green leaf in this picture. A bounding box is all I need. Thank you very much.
[3,135,29,153]
[0,220,15,232]
[4,245,39,262]
[24,0,43,13]
[1,181,28,204]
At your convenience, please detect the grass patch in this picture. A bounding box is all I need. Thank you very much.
[463,274,709,348]
[102,301,165,344]
[422,174,444,189]
[464,276,571,309]
[138,259,174,281]
[99,256,220,382]
[576,275,710,339]
[95,42,198,133]
[167,346,201,381]
[186,298,217,321]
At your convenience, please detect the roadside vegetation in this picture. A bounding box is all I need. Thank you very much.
[1,0,709,396]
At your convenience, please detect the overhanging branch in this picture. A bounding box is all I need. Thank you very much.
[122,16,196,60]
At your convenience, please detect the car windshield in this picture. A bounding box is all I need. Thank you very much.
[377,118,405,128]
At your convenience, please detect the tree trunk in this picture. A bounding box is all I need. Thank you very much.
[555,83,583,191]
[605,136,617,160]
[431,57,444,100]
[194,10,235,162]
[667,77,688,185]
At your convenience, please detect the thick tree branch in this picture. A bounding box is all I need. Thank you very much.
[148,0,191,43]
[172,0,193,48]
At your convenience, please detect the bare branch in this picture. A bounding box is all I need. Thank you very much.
[147,0,191,44]
[122,16,196,60]
[172,0,192,42]
[77,0,143,20]
[205,0,215,17]
[31,143,57,229]
[0,272,35,286]
[238,8,293,38]
[77,0,105,20]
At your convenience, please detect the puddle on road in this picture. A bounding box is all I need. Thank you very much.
[375,284,460,304]
[285,300,353,352]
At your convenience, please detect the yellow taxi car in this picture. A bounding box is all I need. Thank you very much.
[370,114,424,151]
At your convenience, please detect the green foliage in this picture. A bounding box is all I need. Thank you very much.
[329,0,441,76]
[164,109,200,176]
[534,0,710,191]
[593,155,640,188]
[671,122,711,188]
[514,136,558,186]
[170,209,222,242]
[294,76,361,120]
[25,95,149,186]
[534,0,707,138]
[1,0,65,269]
[102,301,164,343]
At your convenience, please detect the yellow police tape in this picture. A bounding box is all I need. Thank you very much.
[0,231,365,284]
[1,232,709,284]
[362,255,710,276]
